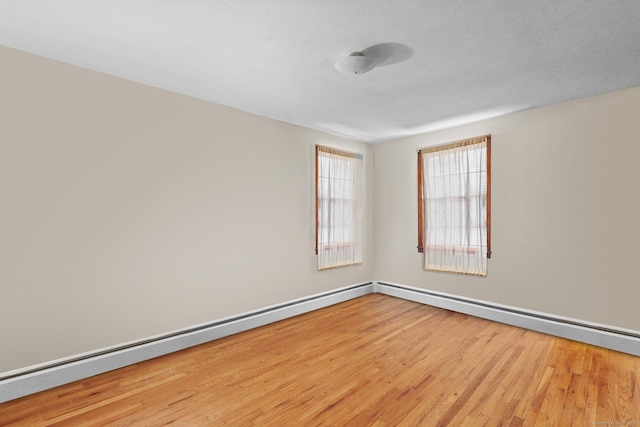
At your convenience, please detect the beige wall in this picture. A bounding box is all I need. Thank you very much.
[3,43,640,375]
[373,85,640,331]
[0,46,373,373]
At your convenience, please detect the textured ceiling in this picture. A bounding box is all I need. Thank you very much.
[1,1,640,143]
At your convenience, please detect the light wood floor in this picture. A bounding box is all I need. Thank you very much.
[1,294,639,426]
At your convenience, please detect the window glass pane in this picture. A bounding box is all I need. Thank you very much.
[420,137,489,276]
[316,146,363,270]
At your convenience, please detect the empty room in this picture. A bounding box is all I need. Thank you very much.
[1,1,640,425]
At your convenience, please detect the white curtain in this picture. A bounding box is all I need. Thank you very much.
[421,138,488,276]
[316,146,363,270]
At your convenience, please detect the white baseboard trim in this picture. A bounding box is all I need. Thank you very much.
[0,282,373,403]
[4,280,638,403]
[374,281,640,357]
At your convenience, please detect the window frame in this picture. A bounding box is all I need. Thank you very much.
[417,134,492,264]
[315,145,363,270]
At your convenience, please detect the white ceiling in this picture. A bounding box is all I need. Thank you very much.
[1,1,640,143]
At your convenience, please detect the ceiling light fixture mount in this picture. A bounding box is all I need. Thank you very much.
[335,52,376,75]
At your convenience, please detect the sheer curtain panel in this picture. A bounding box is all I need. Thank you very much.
[419,135,491,276]
[315,146,363,270]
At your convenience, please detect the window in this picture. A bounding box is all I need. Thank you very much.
[315,145,363,270]
[418,135,491,276]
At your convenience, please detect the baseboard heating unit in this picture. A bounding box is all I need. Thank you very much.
[0,282,373,403]
[2,280,639,403]
[374,281,640,358]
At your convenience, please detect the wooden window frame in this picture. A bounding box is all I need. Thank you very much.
[417,135,492,259]
[315,145,363,257]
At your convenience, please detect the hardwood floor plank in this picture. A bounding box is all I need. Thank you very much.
[1,294,639,426]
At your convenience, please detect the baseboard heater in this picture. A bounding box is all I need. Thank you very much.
[3,280,639,403]
[0,282,373,403]
[375,281,640,357]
